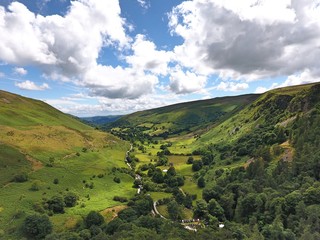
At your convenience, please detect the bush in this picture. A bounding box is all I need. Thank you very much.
[186,156,194,164]
[85,211,104,228]
[64,192,79,207]
[113,196,128,203]
[192,160,203,171]
[13,172,28,183]
[30,180,41,191]
[53,178,59,184]
[113,177,121,183]
[23,214,52,239]
[46,196,65,213]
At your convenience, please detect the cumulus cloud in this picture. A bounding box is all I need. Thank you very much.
[45,93,180,116]
[13,67,27,75]
[279,69,320,88]
[84,64,158,99]
[0,1,160,99]
[126,34,173,76]
[216,81,249,92]
[15,80,49,90]
[169,66,207,94]
[169,0,320,81]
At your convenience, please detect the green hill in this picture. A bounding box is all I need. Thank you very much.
[102,82,320,239]
[108,94,259,139]
[0,91,134,239]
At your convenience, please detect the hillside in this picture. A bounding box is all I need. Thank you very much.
[108,94,259,139]
[81,115,123,125]
[102,82,320,239]
[2,83,320,239]
[0,91,134,239]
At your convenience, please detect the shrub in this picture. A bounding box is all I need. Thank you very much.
[113,196,128,203]
[30,180,41,191]
[85,211,104,228]
[64,192,79,207]
[13,172,28,183]
[113,177,121,183]
[46,196,65,213]
[53,178,59,184]
[23,214,52,239]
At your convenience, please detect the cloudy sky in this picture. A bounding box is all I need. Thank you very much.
[0,0,320,116]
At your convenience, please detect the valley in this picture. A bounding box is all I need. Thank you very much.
[1,83,320,239]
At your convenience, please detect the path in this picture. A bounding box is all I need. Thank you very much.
[124,144,143,194]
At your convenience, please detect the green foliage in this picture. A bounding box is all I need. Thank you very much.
[113,177,121,183]
[85,211,104,228]
[192,160,203,171]
[197,176,205,188]
[46,195,65,214]
[167,200,183,220]
[23,214,52,239]
[13,172,28,183]
[64,192,79,207]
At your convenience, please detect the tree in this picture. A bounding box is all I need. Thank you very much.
[167,200,183,220]
[85,211,104,228]
[192,160,203,171]
[208,199,224,220]
[64,192,79,207]
[13,172,28,182]
[194,199,208,218]
[152,168,164,183]
[197,176,206,188]
[23,214,52,239]
[46,195,65,213]
[186,156,194,164]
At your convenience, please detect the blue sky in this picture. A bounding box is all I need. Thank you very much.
[0,0,320,116]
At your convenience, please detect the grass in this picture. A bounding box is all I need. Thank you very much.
[0,90,136,239]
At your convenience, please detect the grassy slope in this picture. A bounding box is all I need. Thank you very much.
[109,94,259,135]
[195,82,319,149]
[111,83,320,221]
[0,91,134,238]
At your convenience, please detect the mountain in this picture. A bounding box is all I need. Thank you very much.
[81,115,123,125]
[107,94,259,138]
[0,90,134,239]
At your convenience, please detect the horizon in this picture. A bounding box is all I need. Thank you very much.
[1,0,320,117]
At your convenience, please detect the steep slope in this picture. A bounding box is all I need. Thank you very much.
[0,91,134,239]
[108,94,259,138]
[102,82,320,239]
[195,82,320,150]
[0,90,90,130]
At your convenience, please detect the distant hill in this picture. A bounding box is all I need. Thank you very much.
[107,94,259,138]
[81,115,123,125]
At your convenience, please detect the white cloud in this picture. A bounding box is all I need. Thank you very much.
[169,66,207,94]
[255,86,268,94]
[0,0,157,99]
[45,93,180,116]
[168,0,320,81]
[137,0,150,9]
[279,69,320,88]
[84,64,158,99]
[15,80,49,90]
[216,81,249,92]
[0,72,5,78]
[126,34,173,76]
[13,67,27,75]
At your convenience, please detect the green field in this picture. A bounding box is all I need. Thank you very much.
[0,91,136,238]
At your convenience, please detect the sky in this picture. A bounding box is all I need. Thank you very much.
[0,0,320,117]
